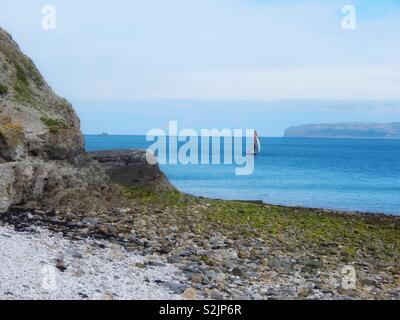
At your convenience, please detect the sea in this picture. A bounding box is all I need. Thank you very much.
[85,135,400,216]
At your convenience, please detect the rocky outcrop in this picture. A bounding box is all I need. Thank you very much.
[0,156,123,213]
[0,27,123,213]
[284,122,400,139]
[0,29,83,161]
[90,150,176,192]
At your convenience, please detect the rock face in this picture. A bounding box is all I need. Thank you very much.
[0,29,83,161]
[0,27,123,213]
[89,150,176,192]
[284,122,400,139]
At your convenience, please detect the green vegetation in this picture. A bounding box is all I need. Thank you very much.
[20,57,44,88]
[0,83,8,95]
[40,116,67,134]
[12,62,38,107]
[1,47,44,109]
[14,62,28,86]
[127,188,400,265]
[9,58,43,107]
[202,200,400,262]
[0,44,44,106]
[122,187,195,208]
[59,98,75,116]
[13,81,36,105]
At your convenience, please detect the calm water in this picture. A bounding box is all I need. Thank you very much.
[85,135,400,215]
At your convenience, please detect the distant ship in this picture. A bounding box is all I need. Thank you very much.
[99,132,109,136]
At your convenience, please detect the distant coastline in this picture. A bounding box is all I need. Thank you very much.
[283,136,400,140]
[284,122,400,139]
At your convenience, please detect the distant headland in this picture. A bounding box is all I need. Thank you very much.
[284,122,400,139]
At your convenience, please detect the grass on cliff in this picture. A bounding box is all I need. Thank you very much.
[40,116,67,134]
[0,83,8,95]
[124,187,400,265]
[11,58,43,108]
[13,62,38,107]
[20,57,44,88]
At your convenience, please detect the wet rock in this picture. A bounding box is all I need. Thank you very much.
[191,275,203,284]
[297,287,312,298]
[210,290,224,300]
[167,255,182,264]
[304,259,324,270]
[269,258,295,273]
[251,293,263,300]
[55,258,67,272]
[360,277,377,286]
[163,282,189,294]
[389,289,400,298]
[231,267,245,277]
[182,288,197,300]
[102,292,114,300]
[147,261,166,268]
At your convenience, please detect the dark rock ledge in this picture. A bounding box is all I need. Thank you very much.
[89,149,176,192]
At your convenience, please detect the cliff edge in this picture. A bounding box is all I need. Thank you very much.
[0,27,124,213]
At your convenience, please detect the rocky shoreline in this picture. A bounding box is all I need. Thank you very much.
[1,191,399,300]
[1,25,399,301]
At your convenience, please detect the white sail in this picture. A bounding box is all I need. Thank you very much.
[254,130,261,155]
[255,136,261,154]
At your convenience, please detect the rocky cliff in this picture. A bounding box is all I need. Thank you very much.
[0,30,83,161]
[284,122,400,139]
[0,27,123,213]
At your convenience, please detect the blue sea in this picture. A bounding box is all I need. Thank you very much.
[85,135,400,216]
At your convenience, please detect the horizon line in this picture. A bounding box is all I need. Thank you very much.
[72,98,400,103]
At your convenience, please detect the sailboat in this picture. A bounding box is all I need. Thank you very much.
[254,130,261,155]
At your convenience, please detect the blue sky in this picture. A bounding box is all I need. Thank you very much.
[1,0,400,135]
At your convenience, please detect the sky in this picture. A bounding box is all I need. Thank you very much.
[1,0,400,135]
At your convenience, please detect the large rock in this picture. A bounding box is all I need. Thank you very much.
[0,156,123,213]
[89,150,176,192]
[0,27,123,213]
